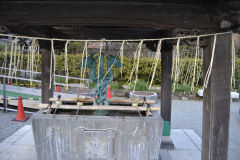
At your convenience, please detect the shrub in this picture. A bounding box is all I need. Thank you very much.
[4,51,240,93]
[55,77,65,83]
[89,81,96,89]
[110,81,123,90]
[173,83,191,93]
[129,80,149,91]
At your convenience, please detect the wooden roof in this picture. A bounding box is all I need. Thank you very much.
[0,0,239,39]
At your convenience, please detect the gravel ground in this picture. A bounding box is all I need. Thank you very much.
[171,100,240,160]
[0,110,31,142]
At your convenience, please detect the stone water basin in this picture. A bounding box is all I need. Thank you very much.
[32,110,163,160]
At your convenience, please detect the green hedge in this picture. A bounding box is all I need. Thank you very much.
[1,52,240,91]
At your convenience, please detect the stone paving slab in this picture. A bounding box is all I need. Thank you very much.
[168,150,201,160]
[171,129,199,151]
[0,125,202,160]
[0,125,37,160]
[183,129,202,151]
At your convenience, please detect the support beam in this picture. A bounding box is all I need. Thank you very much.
[0,1,210,30]
[202,33,232,160]
[161,42,173,136]
[40,41,54,103]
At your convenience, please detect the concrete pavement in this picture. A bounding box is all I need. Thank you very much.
[0,100,239,160]
[0,125,202,160]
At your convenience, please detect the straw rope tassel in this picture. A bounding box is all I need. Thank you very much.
[126,42,141,85]
[182,47,192,84]
[1,46,8,74]
[8,38,17,82]
[12,42,19,84]
[97,41,103,90]
[149,40,162,89]
[173,38,180,91]
[64,40,69,92]
[26,46,30,71]
[13,45,21,83]
[120,41,125,77]
[8,38,14,78]
[11,42,17,78]
[171,46,176,79]
[196,48,203,86]
[16,46,21,71]
[133,40,143,92]
[80,42,86,80]
[19,45,24,70]
[30,39,36,86]
[82,41,88,80]
[148,44,158,84]
[191,37,200,91]
[203,34,217,91]
[49,40,55,89]
[231,35,236,89]
[37,43,40,62]
[79,41,87,90]
[34,43,40,72]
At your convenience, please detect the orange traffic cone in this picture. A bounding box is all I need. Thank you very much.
[107,85,111,99]
[12,96,29,122]
[8,81,11,85]
[56,85,61,93]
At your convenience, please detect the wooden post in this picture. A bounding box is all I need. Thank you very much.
[161,42,173,136]
[39,40,54,103]
[202,33,232,160]
[202,38,212,160]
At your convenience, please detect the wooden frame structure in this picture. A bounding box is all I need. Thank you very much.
[1,1,240,160]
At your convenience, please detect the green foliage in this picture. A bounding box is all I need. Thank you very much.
[110,81,123,90]
[129,80,149,91]
[234,58,240,90]
[68,42,84,54]
[173,58,203,87]
[3,50,240,94]
[112,57,161,86]
[89,81,96,89]
[0,45,5,52]
[236,49,240,57]
[55,77,65,83]
[173,84,192,93]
